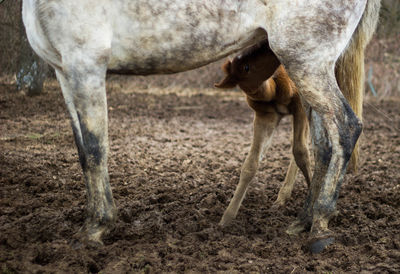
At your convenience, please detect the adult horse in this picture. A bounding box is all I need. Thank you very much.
[22,0,380,253]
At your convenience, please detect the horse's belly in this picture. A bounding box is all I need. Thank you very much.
[107,0,267,75]
[108,31,265,75]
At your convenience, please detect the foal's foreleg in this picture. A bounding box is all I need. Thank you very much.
[220,111,281,227]
[56,67,116,245]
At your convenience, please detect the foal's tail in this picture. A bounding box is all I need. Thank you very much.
[335,0,381,172]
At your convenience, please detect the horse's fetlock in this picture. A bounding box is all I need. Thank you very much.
[89,205,116,229]
[101,208,117,226]
[312,202,336,226]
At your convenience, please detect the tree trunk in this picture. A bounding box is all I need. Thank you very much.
[16,13,48,96]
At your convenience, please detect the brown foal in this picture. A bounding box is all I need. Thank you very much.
[215,40,312,226]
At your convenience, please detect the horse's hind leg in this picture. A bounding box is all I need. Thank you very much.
[266,0,366,253]
[274,155,298,206]
[55,59,116,245]
[284,68,362,252]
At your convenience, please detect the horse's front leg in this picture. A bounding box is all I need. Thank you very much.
[220,111,281,227]
[56,63,116,245]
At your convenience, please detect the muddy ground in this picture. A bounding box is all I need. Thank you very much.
[0,81,399,273]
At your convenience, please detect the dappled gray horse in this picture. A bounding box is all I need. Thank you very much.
[22,0,380,252]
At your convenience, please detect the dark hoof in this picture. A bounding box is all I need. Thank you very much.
[309,237,335,254]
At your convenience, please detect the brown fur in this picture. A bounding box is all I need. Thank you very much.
[216,13,381,205]
[215,40,312,206]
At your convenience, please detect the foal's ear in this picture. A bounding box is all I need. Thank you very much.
[214,74,238,89]
[221,60,232,74]
[214,60,237,89]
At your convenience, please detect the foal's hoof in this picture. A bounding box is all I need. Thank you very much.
[219,211,235,228]
[218,217,231,228]
[308,237,335,254]
[274,193,290,208]
[271,199,285,210]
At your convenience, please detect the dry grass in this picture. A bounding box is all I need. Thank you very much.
[365,37,400,98]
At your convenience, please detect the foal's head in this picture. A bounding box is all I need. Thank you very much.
[215,40,281,92]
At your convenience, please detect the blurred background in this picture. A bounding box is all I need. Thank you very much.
[0,0,399,97]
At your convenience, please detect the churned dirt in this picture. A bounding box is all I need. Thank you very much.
[1,80,399,273]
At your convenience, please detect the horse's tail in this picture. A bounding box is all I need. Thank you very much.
[335,0,381,172]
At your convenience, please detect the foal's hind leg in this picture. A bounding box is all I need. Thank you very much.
[291,96,312,188]
[274,155,298,207]
[220,111,281,227]
[56,61,116,245]
[275,97,311,206]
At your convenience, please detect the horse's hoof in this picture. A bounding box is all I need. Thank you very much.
[309,237,335,254]
[71,223,108,249]
[71,231,105,249]
[286,219,309,235]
